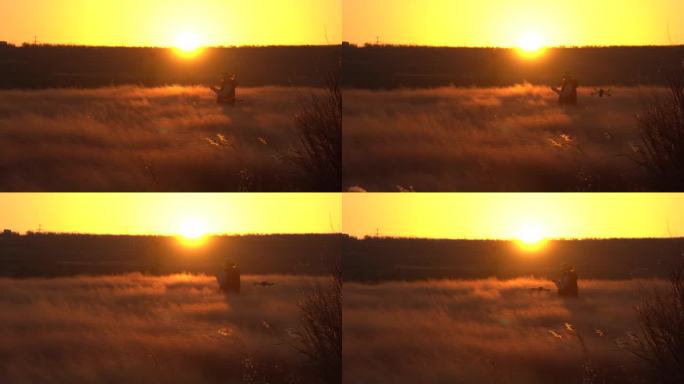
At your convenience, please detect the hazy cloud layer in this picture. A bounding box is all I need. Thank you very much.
[344,278,664,384]
[344,85,669,191]
[0,86,316,191]
[0,273,319,383]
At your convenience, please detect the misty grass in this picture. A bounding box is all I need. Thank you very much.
[0,273,323,384]
[0,86,322,191]
[344,84,660,191]
[345,278,658,383]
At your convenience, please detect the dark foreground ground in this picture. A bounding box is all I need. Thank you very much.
[343,237,682,383]
[0,45,341,192]
[0,233,341,383]
[342,46,684,192]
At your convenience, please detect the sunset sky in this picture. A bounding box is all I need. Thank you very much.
[3,193,683,239]
[343,0,684,47]
[343,193,684,240]
[0,194,341,236]
[0,0,341,46]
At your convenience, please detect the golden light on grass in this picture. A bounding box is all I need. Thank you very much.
[516,32,545,59]
[177,218,209,247]
[515,224,547,252]
[173,32,204,58]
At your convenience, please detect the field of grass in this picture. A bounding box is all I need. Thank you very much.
[0,273,322,383]
[0,86,323,191]
[344,278,665,384]
[343,85,670,191]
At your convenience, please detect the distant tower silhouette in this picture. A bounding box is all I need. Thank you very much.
[33,35,38,45]
[376,36,380,45]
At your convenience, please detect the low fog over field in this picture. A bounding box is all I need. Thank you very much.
[0,86,320,191]
[344,278,664,384]
[344,85,669,191]
[0,273,321,383]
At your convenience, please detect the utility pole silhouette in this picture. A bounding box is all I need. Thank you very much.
[33,35,38,45]
[375,36,380,45]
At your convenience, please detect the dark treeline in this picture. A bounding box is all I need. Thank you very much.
[343,44,684,88]
[344,237,684,282]
[5,233,683,280]
[0,233,342,277]
[0,45,340,89]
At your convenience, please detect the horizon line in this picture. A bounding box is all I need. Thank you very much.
[0,42,341,49]
[3,42,684,49]
[0,230,344,237]
[342,42,684,49]
[349,235,684,241]
[2,230,683,242]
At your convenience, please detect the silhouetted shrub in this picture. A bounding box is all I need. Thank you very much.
[635,64,684,190]
[291,260,342,384]
[627,267,684,383]
[287,66,342,191]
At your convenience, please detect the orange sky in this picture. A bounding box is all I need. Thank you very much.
[4,1,680,48]
[342,193,684,240]
[0,0,341,46]
[0,194,341,236]
[343,0,684,47]
[2,193,683,240]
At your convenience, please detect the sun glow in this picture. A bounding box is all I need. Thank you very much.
[174,32,203,58]
[177,218,209,247]
[516,33,545,58]
[515,224,547,252]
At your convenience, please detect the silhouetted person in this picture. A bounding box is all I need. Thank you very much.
[555,264,578,297]
[210,73,238,105]
[218,261,240,293]
[551,72,578,105]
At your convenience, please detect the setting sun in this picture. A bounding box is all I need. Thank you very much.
[518,33,542,51]
[177,218,209,247]
[173,32,204,58]
[514,223,547,251]
[515,225,547,252]
[517,225,543,244]
[516,33,544,58]
[1,1,341,47]
[344,0,684,47]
